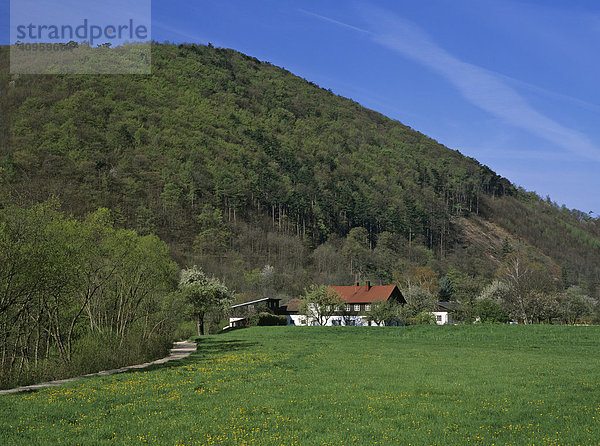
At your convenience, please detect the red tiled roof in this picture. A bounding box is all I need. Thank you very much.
[329,284,399,304]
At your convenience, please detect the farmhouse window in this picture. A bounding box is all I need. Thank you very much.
[354,304,360,312]
[436,315,442,322]
[365,304,371,311]
[346,305,352,312]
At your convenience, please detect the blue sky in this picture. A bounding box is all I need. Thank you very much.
[3,0,600,214]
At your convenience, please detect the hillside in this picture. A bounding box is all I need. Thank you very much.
[1,42,599,301]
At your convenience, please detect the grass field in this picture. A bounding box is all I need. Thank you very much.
[1,325,600,445]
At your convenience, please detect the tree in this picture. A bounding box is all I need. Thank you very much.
[342,227,371,281]
[558,286,593,325]
[311,238,352,285]
[500,238,513,260]
[401,285,437,320]
[160,182,183,228]
[438,275,454,301]
[478,280,511,302]
[496,255,556,324]
[338,304,355,326]
[373,231,405,281]
[179,266,234,335]
[194,204,231,256]
[299,285,344,326]
[366,300,401,326]
[401,266,439,295]
[447,267,484,322]
[260,264,275,296]
[530,291,559,323]
[0,201,180,386]
[473,299,509,323]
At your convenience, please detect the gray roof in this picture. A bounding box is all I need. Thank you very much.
[437,301,460,312]
[231,297,280,309]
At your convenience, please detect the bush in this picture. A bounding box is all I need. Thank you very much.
[474,298,510,323]
[252,312,287,326]
[173,321,197,340]
[0,331,173,390]
[70,331,172,376]
[405,311,437,326]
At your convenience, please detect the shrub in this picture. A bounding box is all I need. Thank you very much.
[0,331,173,390]
[405,311,437,326]
[253,312,287,326]
[474,298,510,323]
[173,321,197,340]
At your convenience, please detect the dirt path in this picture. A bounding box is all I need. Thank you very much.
[0,341,197,395]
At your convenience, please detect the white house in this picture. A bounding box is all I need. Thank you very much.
[432,301,459,325]
[280,282,406,326]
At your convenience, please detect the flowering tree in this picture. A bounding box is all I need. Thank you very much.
[179,266,234,335]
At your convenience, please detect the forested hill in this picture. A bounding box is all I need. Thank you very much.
[1,42,599,301]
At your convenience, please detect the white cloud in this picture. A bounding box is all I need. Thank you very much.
[496,73,600,115]
[298,9,370,34]
[300,5,600,163]
[361,7,600,162]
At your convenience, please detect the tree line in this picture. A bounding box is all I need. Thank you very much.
[296,256,599,328]
[0,201,185,388]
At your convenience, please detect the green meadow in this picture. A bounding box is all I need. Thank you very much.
[1,325,600,445]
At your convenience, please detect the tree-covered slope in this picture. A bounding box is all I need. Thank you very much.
[1,42,599,300]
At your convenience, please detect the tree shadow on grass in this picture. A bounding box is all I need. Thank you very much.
[122,338,259,375]
[194,338,260,355]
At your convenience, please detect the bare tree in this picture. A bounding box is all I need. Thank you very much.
[497,255,556,324]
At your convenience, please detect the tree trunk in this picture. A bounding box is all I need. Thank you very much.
[197,312,205,336]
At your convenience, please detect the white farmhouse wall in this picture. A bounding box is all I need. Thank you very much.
[287,314,308,326]
[287,314,384,327]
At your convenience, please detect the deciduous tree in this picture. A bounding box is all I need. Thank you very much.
[401,285,437,320]
[179,266,234,335]
[366,300,401,326]
[299,285,344,326]
[496,255,556,324]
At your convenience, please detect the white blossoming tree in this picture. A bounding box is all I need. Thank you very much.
[179,266,234,335]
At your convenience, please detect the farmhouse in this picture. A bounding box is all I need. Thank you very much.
[282,281,406,327]
[228,282,410,328]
